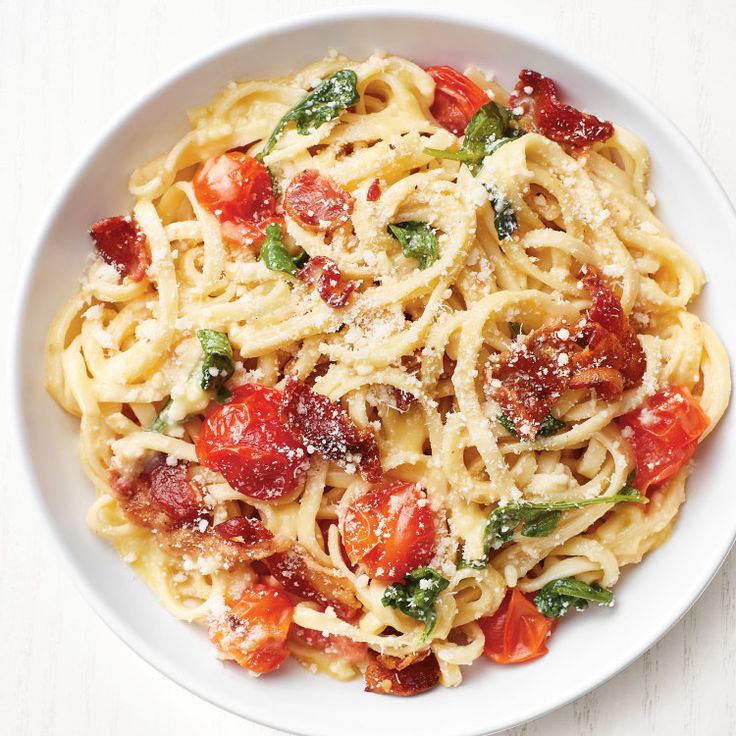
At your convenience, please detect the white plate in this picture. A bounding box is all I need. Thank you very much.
[12,8,736,735]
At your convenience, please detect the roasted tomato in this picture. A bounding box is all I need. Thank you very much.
[283,169,354,232]
[90,216,150,281]
[193,151,282,246]
[195,383,309,500]
[617,386,709,495]
[479,589,556,664]
[209,583,294,674]
[342,481,435,582]
[425,65,488,136]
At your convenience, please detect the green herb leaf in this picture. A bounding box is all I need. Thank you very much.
[259,222,309,276]
[534,578,614,618]
[151,398,173,433]
[260,70,360,157]
[387,221,439,270]
[197,329,234,403]
[485,185,517,240]
[509,321,523,337]
[497,412,565,438]
[381,567,450,641]
[424,102,523,175]
[460,482,647,567]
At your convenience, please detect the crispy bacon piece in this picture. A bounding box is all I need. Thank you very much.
[487,267,645,438]
[282,377,382,482]
[214,515,274,543]
[284,169,354,232]
[364,651,440,696]
[508,69,614,149]
[292,625,369,664]
[367,178,382,202]
[392,388,417,411]
[264,546,362,621]
[581,266,646,387]
[162,523,288,565]
[90,216,150,281]
[568,365,624,401]
[488,323,575,438]
[113,461,288,564]
[111,456,199,531]
[298,256,356,308]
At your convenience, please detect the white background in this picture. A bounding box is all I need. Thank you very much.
[2,0,734,734]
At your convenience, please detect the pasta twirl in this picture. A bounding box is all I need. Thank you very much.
[45,52,730,695]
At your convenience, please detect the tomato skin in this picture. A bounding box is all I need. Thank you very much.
[193,151,282,246]
[284,169,354,232]
[425,65,488,136]
[617,386,709,495]
[195,384,309,501]
[209,583,294,674]
[342,481,435,582]
[479,589,556,664]
[90,216,150,281]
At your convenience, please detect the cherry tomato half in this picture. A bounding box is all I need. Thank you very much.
[193,151,282,246]
[617,385,709,495]
[479,589,556,664]
[209,583,294,674]
[195,383,308,501]
[342,481,435,582]
[425,65,489,136]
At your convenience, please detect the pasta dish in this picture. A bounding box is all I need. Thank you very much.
[45,52,730,695]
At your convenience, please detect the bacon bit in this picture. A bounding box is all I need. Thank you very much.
[162,523,288,565]
[284,169,354,232]
[378,648,432,672]
[508,69,614,149]
[364,651,440,696]
[282,377,382,481]
[264,546,362,621]
[487,267,644,438]
[214,515,274,543]
[111,456,199,531]
[367,178,382,202]
[568,366,623,401]
[90,216,150,281]
[292,625,369,664]
[392,388,416,411]
[581,266,646,387]
[488,324,574,439]
[298,255,356,308]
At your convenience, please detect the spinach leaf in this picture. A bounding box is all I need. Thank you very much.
[381,567,450,641]
[260,70,360,157]
[197,329,234,403]
[424,102,523,174]
[460,482,646,567]
[509,321,523,337]
[485,185,517,240]
[498,412,565,438]
[534,578,614,618]
[151,398,173,433]
[259,222,309,276]
[387,221,439,270]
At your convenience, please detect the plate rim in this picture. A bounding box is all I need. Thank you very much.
[11,6,736,735]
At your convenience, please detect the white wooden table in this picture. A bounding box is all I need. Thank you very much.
[2,1,734,733]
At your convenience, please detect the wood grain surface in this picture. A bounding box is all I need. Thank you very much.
[1,1,734,734]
